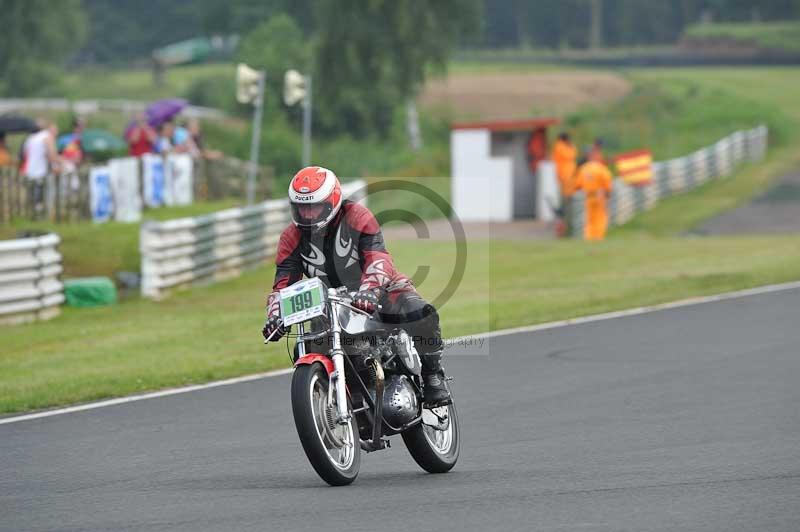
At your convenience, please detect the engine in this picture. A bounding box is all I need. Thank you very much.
[344,332,421,429]
[382,374,418,427]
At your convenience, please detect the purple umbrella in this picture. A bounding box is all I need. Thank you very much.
[145,98,187,127]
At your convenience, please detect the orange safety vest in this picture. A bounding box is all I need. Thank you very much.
[551,140,578,196]
[574,161,613,240]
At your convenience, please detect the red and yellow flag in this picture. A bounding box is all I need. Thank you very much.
[614,149,653,186]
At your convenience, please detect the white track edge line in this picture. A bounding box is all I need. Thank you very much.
[2,279,799,426]
[0,369,293,426]
[451,280,800,342]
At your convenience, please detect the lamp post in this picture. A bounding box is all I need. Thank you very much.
[285,69,312,167]
[237,63,266,205]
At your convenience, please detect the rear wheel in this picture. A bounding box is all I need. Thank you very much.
[291,363,360,485]
[402,396,460,473]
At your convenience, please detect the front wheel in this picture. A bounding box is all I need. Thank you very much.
[291,363,360,486]
[402,397,460,473]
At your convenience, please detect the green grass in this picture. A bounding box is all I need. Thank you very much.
[60,63,235,102]
[446,59,575,74]
[684,21,800,53]
[453,46,677,65]
[614,146,800,237]
[2,234,799,414]
[610,67,800,235]
[565,74,790,161]
[632,68,800,124]
[0,201,239,278]
[58,62,456,180]
[4,64,800,414]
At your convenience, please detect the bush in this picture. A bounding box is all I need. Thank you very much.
[184,76,239,114]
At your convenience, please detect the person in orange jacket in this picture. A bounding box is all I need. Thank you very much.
[590,138,606,165]
[552,132,578,197]
[551,132,578,236]
[574,148,613,240]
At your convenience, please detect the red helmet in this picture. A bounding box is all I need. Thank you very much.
[288,166,342,230]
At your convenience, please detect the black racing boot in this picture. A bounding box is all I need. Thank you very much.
[421,350,451,407]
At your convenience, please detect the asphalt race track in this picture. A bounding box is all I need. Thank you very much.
[2,288,799,532]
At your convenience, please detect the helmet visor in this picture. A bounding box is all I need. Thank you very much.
[291,201,333,227]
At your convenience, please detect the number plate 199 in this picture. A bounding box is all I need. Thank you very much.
[279,277,326,327]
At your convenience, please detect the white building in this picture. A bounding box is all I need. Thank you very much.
[450,118,560,222]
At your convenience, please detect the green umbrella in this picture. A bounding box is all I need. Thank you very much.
[59,128,127,153]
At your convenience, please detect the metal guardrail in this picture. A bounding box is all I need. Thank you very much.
[140,180,367,299]
[570,125,768,237]
[0,234,64,325]
[0,98,226,120]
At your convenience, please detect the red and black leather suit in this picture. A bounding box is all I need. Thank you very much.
[267,200,443,365]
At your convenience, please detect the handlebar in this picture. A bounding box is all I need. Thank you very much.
[264,286,382,344]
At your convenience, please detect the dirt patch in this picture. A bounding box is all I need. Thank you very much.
[419,71,631,121]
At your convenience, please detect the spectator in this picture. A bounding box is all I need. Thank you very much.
[60,117,85,165]
[155,121,174,154]
[126,113,157,156]
[23,121,62,218]
[0,133,11,166]
[188,119,204,151]
[526,129,547,174]
[551,132,578,234]
[172,119,199,156]
[573,147,613,241]
[187,118,222,159]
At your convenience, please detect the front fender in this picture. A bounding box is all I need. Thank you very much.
[294,353,334,375]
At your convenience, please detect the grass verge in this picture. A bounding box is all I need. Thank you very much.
[610,67,800,235]
[613,146,800,237]
[683,21,800,54]
[2,235,800,414]
[0,200,239,278]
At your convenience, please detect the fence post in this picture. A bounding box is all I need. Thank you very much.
[13,170,18,220]
[17,173,24,220]
[54,173,61,223]
[570,192,585,238]
[0,169,6,223]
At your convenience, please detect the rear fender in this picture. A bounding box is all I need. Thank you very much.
[295,353,334,375]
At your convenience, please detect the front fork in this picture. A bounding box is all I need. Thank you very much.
[328,289,351,424]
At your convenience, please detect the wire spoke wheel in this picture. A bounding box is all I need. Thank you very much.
[402,389,460,473]
[309,373,355,470]
[292,363,360,485]
[421,405,454,455]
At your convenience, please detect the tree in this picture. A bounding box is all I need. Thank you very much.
[0,0,87,95]
[313,0,480,138]
[236,14,310,82]
[236,14,310,126]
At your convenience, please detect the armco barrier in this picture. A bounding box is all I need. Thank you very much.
[140,180,367,299]
[0,98,225,120]
[0,234,64,325]
[570,125,768,236]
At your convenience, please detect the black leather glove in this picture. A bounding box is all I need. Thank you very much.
[352,287,384,314]
[262,314,287,342]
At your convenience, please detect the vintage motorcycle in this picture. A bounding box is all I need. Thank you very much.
[268,277,460,486]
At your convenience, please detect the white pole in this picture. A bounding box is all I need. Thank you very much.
[406,98,422,151]
[302,74,312,167]
[246,72,265,205]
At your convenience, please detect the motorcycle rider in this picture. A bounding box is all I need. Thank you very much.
[262,166,451,406]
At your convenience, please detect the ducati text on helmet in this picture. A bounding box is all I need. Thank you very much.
[288,166,343,230]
